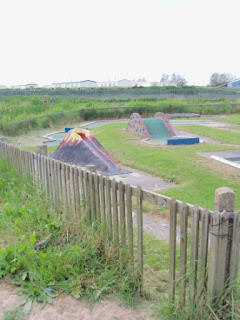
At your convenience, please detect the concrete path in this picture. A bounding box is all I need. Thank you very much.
[109,166,173,192]
[133,212,180,242]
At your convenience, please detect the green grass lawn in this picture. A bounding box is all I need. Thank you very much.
[178,125,240,144]
[24,122,240,210]
[207,114,240,124]
[224,125,240,130]
[89,123,240,210]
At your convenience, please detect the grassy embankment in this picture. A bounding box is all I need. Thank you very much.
[0,95,237,136]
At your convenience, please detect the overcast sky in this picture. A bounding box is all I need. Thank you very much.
[0,0,239,87]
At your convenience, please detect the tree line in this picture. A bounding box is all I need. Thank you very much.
[158,72,236,87]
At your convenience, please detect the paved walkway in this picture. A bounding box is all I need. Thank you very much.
[109,166,173,192]
[133,212,180,241]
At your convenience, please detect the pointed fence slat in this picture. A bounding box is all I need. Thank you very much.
[48,158,53,200]
[61,162,67,216]
[197,209,210,300]
[189,206,200,301]
[105,177,112,238]
[99,175,106,224]
[126,184,133,259]
[78,167,84,216]
[179,202,188,306]
[230,210,240,284]
[208,210,231,300]
[111,179,119,247]
[53,160,59,208]
[70,165,76,217]
[94,174,100,221]
[74,166,80,217]
[83,169,90,216]
[65,163,71,216]
[56,161,62,206]
[119,181,126,247]
[169,198,178,303]
[89,172,96,221]
[44,156,49,196]
[51,159,57,206]
[137,186,143,277]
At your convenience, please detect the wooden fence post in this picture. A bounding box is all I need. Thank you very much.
[169,198,178,303]
[85,165,96,221]
[36,144,48,156]
[179,202,188,306]
[137,186,143,278]
[207,187,235,303]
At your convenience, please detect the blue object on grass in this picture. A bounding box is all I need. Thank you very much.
[65,127,74,132]
[167,137,199,145]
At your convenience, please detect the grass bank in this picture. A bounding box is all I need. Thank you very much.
[0,96,238,136]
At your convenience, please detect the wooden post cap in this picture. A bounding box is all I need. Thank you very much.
[215,187,235,212]
[36,144,48,156]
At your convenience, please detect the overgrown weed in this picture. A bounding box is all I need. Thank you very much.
[0,159,141,308]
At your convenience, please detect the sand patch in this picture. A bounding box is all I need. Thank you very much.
[0,282,156,320]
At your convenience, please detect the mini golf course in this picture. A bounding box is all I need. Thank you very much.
[50,128,130,175]
[126,112,200,145]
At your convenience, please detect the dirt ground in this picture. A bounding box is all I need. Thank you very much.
[0,282,156,320]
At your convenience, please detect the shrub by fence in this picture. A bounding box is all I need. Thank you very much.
[0,139,239,312]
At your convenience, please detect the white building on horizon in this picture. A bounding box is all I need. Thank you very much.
[10,83,38,89]
[52,80,97,88]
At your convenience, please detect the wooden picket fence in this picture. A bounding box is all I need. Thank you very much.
[0,139,239,307]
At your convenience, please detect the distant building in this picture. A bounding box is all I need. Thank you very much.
[0,85,7,89]
[117,79,134,87]
[218,79,240,87]
[97,81,117,87]
[11,83,38,89]
[77,80,97,88]
[52,80,97,88]
[24,83,38,89]
[97,79,134,87]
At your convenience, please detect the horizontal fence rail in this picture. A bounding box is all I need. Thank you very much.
[0,139,239,308]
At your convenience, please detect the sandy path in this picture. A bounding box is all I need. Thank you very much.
[0,283,156,320]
